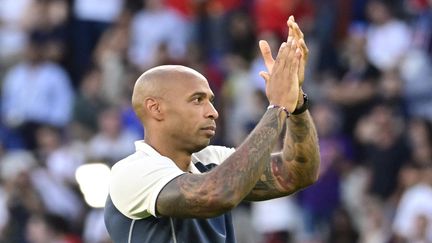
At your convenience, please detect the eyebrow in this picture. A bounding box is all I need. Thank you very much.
[190,92,215,101]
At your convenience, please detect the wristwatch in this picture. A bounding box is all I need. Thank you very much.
[292,92,309,115]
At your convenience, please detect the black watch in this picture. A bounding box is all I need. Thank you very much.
[292,92,309,115]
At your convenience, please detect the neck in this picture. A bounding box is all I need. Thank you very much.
[145,134,192,172]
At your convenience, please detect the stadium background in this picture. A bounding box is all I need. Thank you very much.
[0,0,432,242]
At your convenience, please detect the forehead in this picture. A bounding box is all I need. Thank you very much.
[167,71,213,97]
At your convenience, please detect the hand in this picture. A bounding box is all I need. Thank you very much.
[259,16,309,87]
[264,39,301,113]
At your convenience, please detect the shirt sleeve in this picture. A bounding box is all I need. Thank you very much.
[109,153,185,219]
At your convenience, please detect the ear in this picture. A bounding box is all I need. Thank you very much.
[145,97,164,121]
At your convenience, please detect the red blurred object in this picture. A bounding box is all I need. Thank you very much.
[64,234,82,243]
[166,0,243,18]
[252,0,315,38]
[409,0,430,11]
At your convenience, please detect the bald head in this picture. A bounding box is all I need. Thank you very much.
[131,65,207,122]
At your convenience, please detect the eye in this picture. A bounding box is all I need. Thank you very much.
[192,97,203,104]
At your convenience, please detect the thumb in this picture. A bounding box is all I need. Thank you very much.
[259,71,270,85]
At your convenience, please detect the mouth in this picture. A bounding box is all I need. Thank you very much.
[201,125,216,136]
[202,125,216,131]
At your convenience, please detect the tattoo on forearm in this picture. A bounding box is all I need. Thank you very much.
[245,154,285,200]
[157,109,286,217]
[246,111,320,201]
[281,111,320,190]
[286,112,319,164]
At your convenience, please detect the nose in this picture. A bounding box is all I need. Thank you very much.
[206,102,219,120]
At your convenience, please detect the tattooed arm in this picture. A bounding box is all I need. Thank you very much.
[156,32,301,218]
[156,108,286,218]
[245,109,320,201]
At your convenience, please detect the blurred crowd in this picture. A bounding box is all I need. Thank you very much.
[0,0,432,242]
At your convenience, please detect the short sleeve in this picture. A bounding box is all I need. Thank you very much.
[109,152,185,219]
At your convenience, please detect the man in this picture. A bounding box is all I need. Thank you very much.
[105,16,320,242]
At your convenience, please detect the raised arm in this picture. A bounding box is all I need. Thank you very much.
[156,38,302,218]
[245,16,320,201]
[245,110,320,201]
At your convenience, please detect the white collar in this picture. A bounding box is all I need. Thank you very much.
[134,140,202,174]
[134,140,162,157]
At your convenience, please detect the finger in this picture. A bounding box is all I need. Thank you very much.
[286,48,301,112]
[299,38,309,60]
[291,48,301,84]
[295,47,302,59]
[287,19,295,43]
[292,22,304,40]
[259,40,274,72]
[290,21,308,59]
[259,71,270,85]
[273,42,288,70]
[288,15,294,23]
[287,39,297,60]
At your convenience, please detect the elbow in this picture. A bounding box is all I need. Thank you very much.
[296,158,321,190]
[302,174,318,188]
[295,176,317,191]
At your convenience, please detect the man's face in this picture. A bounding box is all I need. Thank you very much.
[161,73,219,152]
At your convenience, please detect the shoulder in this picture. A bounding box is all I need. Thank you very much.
[192,145,235,166]
[110,151,176,177]
[109,151,185,219]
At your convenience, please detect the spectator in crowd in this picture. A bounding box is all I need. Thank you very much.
[93,12,132,106]
[21,0,71,66]
[25,213,81,243]
[87,106,139,165]
[30,127,84,225]
[0,151,41,243]
[398,41,432,120]
[358,196,392,243]
[128,0,190,70]
[72,0,125,82]
[251,196,302,243]
[326,22,381,139]
[298,102,353,241]
[226,11,257,62]
[355,104,411,201]
[221,54,262,147]
[411,0,432,60]
[1,36,74,150]
[73,66,109,137]
[407,118,432,167]
[0,0,32,67]
[327,207,359,243]
[34,125,85,186]
[393,164,432,242]
[364,0,411,71]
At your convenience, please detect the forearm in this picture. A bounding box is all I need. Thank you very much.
[244,112,319,201]
[281,111,320,189]
[157,108,285,218]
[208,109,283,201]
